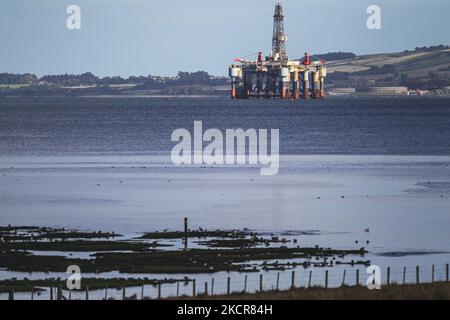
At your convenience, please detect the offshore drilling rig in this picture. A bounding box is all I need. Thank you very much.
[229,3,327,99]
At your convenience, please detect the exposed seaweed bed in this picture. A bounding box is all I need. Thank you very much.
[0,277,190,294]
[0,225,369,293]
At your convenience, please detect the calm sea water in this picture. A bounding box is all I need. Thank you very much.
[1,96,450,295]
[1,96,450,155]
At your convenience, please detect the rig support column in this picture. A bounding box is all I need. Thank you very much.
[280,67,290,99]
[231,81,237,99]
[302,71,310,99]
[229,66,242,99]
[243,73,253,99]
[319,77,325,98]
[319,66,327,98]
[293,70,299,99]
[266,75,274,98]
[312,71,320,99]
[256,73,264,96]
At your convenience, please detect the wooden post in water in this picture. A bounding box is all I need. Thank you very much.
[446,264,449,282]
[227,277,231,295]
[141,284,144,300]
[8,289,14,301]
[69,290,72,301]
[211,278,215,295]
[192,279,196,297]
[105,285,108,300]
[122,286,126,300]
[325,270,329,289]
[158,282,162,299]
[342,269,346,286]
[259,274,263,292]
[403,267,406,284]
[276,273,280,290]
[176,282,180,297]
[50,286,54,300]
[432,265,435,283]
[57,286,62,300]
[356,269,360,286]
[31,288,34,301]
[184,217,188,250]
[244,275,247,293]
[204,281,208,296]
[85,285,89,301]
[416,266,420,284]
[291,271,295,289]
[308,270,312,288]
[387,267,391,285]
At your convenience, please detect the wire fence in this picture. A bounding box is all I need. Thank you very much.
[3,263,449,300]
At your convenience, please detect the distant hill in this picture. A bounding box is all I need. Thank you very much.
[320,45,450,90]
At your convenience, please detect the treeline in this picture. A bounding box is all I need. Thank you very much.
[0,73,38,84]
[135,71,227,90]
[411,45,449,52]
[310,52,356,61]
[0,71,227,87]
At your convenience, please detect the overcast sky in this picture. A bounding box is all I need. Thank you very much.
[1,0,449,77]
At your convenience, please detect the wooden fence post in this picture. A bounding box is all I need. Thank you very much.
[403,267,406,284]
[184,217,188,249]
[308,270,312,288]
[446,264,449,282]
[341,269,346,286]
[416,266,420,284]
[227,277,231,295]
[325,270,329,289]
[57,286,62,300]
[8,289,14,301]
[259,274,263,292]
[244,275,247,293]
[211,278,215,295]
[291,271,295,289]
[276,272,280,290]
[192,279,196,297]
[432,265,435,283]
[387,267,391,285]
[356,269,360,286]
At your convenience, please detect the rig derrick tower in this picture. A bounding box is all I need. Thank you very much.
[271,2,288,62]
